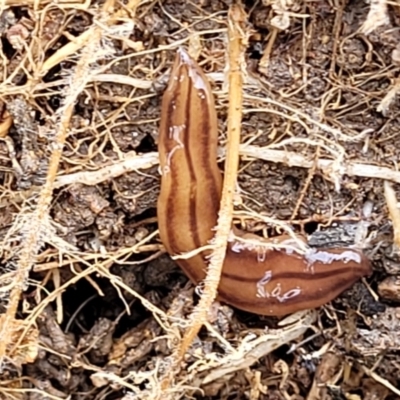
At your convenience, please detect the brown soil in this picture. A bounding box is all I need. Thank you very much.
[0,0,399,399]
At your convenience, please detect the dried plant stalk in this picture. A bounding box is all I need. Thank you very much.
[384,181,400,248]
[0,17,110,367]
[52,147,400,190]
[176,2,248,366]
[361,0,389,35]
[3,0,90,7]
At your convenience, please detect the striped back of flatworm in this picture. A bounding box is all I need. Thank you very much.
[157,49,371,316]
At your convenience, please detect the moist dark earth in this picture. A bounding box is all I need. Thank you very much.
[0,0,400,399]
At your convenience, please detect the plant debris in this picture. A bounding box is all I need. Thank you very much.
[0,0,400,399]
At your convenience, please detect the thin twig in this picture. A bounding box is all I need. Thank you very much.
[384,181,400,248]
[53,147,400,190]
[159,5,248,395]
[177,2,248,361]
[361,365,400,397]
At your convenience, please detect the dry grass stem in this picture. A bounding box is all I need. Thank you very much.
[361,0,389,34]
[54,152,158,188]
[53,147,400,194]
[377,77,400,116]
[3,0,90,6]
[240,146,400,185]
[384,181,400,248]
[175,3,247,360]
[201,310,317,385]
[361,365,400,397]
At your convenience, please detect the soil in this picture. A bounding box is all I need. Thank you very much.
[0,0,400,399]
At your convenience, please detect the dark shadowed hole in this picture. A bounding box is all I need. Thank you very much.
[304,221,318,235]
[136,133,156,153]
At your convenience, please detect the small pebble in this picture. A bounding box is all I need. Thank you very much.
[378,276,400,302]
